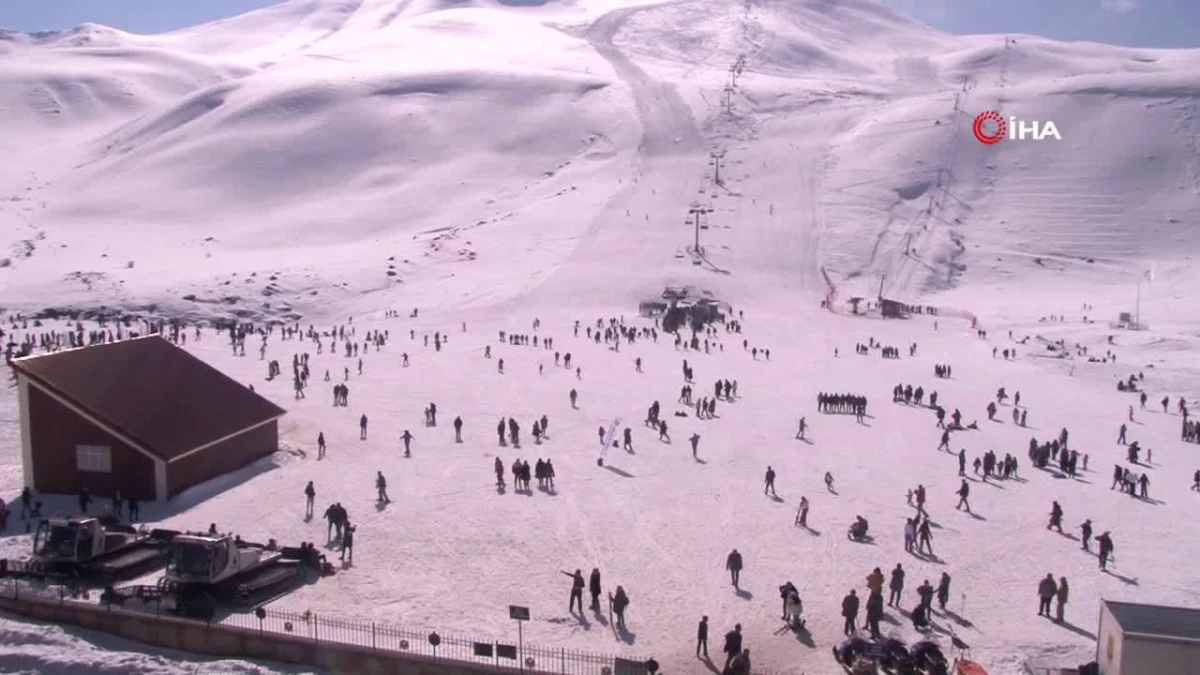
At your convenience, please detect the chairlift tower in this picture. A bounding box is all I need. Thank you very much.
[709,151,726,184]
[688,205,713,254]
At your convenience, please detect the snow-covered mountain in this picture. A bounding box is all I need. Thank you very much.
[1,0,1196,320]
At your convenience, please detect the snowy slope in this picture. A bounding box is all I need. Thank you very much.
[0,0,1196,320]
[2,0,1200,673]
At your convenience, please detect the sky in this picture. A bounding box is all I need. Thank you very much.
[0,0,1197,48]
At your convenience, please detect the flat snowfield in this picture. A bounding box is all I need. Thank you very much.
[3,304,1200,674]
[1,0,1200,672]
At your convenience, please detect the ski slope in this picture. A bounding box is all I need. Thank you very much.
[2,0,1200,672]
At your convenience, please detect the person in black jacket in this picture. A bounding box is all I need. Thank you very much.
[562,569,585,613]
[696,616,709,658]
[589,568,602,611]
[842,589,860,636]
[722,624,742,670]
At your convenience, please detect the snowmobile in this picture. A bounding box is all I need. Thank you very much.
[910,640,950,675]
[157,533,329,619]
[0,516,177,584]
[832,637,878,674]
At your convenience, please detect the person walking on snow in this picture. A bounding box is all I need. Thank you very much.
[375,471,390,503]
[726,549,743,587]
[1081,519,1093,551]
[359,414,368,440]
[317,432,326,460]
[689,433,700,459]
[696,616,709,659]
[955,480,971,512]
[722,624,743,671]
[453,416,463,443]
[1097,531,1115,570]
[400,430,414,457]
[304,481,315,519]
[795,417,807,440]
[764,466,777,497]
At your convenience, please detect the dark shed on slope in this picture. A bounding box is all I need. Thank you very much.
[11,335,286,501]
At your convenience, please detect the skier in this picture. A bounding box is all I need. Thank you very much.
[825,471,835,492]
[795,417,807,440]
[795,496,809,527]
[764,466,777,497]
[725,549,743,587]
[400,430,414,457]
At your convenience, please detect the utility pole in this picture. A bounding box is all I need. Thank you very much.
[723,85,734,114]
[689,205,712,254]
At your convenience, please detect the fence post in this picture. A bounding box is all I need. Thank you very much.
[313,614,319,644]
[560,647,565,674]
[371,622,376,651]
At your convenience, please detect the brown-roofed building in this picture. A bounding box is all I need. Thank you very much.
[10,335,286,501]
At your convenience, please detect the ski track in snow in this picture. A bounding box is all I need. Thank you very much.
[2,0,1200,672]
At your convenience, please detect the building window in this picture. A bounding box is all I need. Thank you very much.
[76,445,112,473]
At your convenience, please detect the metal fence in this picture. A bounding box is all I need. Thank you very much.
[0,578,637,675]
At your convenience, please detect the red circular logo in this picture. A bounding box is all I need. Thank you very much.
[973,111,1006,145]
